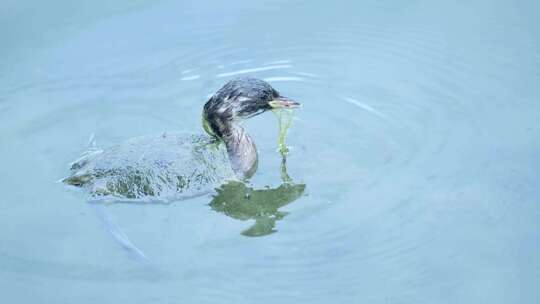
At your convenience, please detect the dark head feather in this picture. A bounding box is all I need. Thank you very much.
[203,77,281,138]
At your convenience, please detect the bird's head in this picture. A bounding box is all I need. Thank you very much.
[203,77,300,138]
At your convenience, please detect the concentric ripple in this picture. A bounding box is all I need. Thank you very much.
[1,0,539,303]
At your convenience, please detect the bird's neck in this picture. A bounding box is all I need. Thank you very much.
[206,114,258,178]
[222,123,258,178]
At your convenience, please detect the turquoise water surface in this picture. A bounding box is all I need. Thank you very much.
[1,0,539,303]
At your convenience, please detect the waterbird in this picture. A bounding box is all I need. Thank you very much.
[63,77,300,200]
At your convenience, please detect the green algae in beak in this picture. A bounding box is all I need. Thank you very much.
[272,108,296,157]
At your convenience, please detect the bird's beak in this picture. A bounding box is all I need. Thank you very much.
[269,96,301,109]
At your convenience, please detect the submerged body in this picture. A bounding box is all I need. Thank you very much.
[65,133,235,200]
[63,77,299,200]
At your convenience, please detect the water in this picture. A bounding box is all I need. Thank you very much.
[1,0,539,302]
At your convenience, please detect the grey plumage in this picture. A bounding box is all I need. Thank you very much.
[63,77,295,201]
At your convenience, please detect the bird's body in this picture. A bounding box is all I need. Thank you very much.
[65,133,235,200]
[63,77,299,201]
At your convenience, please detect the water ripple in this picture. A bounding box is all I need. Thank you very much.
[339,96,393,121]
[2,1,538,302]
[216,64,293,78]
[263,76,304,82]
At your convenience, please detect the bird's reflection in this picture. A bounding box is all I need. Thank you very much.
[82,155,304,264]
[85,156,305,238]
[209,156,305,237]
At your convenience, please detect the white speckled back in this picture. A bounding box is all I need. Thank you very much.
[68,132,236,202]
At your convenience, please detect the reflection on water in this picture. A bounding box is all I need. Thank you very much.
[1,0,540,303]
[90,156,304,242]
[210,157,305,236]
